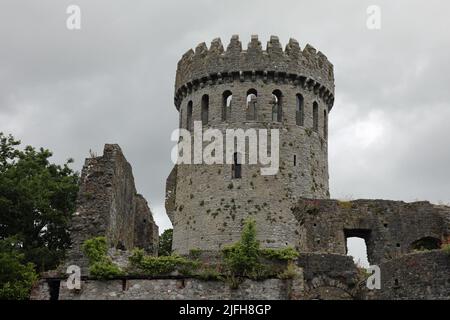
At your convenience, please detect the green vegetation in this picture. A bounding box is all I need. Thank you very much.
[81,221,300,288]
[158,229,173,256]
[277,261,300,280]
[0,133,79,272]
[0,133,78,299]
[189,248,202,259]
[221,219,300,286]
[222,219,261,278]
[129,248,199,276]
[261,247,299,261]
[0,238,38,300]
[82,237,123,279]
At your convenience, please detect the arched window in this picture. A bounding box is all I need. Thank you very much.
[201,94,209,125]
[179,109,183,129]
[271,90,282,122]
[296,94,304,126]
[222,91,232,121]
[313,101,319,132]
[186,101,193,131]
[246,89,257,121]
[323,109,328,139]
[232,152,242,179]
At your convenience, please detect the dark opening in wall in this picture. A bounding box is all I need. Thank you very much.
[232,152,242,179]
[186,100,193,131]
[313,101,319,132]
[294,155,297,166]
[344,229,371,268]
[246,89,257,121]
[410,237,442,251]
[201,94,209,125]
[122,279,128,291]
[271,90,282,122]
[48,279,61,301]
[296,94,304,126]
[222,90,232,121]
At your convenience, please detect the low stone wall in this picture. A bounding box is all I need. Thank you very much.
[30,251,450,300]
[57,278,292,300]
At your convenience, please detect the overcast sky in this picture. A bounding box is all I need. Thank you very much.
[1,0,450,251]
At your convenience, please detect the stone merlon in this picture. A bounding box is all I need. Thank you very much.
[174,35,334,110]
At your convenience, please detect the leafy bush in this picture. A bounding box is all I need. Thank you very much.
[82,237,108,264]
[221,219,301,286]
[82,237,123,279]
[277,262,300,280]
[0,238,38,299]
[196,266,223,281]
[89,261,124,279]
[261,247,299,261]
[129,248,199,276]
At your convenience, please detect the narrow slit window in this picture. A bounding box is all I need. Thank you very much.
[201,94,209,125]
[186,101,193,131]
[313,101,319,132]
[232,152,242,179]
[296,94,304,126]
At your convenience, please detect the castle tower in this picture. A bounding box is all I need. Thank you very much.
[166,35,335,254]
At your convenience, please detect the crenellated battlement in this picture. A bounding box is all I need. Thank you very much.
[174,35,335,109]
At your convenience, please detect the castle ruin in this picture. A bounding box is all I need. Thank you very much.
[31,35,450,300]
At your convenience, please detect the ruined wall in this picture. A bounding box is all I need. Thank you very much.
[293,199,450,265]
[296,253,361,300]
[369,250,450,300]
[65,144,158,273]
[168,35,333,255]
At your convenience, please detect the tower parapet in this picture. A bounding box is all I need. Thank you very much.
[174,35,334,110]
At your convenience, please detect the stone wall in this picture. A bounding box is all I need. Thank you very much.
[57,278,291,300]
[31,250,450,300]
[65,144,158,274]
[369,250,450,300]
[293,199,450,265]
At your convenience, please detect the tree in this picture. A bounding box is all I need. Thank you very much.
[0,133,79,272]
[158,229,173,256]
[0,237,38,300]
[222,219,261,277]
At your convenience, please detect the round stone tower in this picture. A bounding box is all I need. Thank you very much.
[166,35,335,255]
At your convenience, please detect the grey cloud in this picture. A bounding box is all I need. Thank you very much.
[1,0,450,232]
